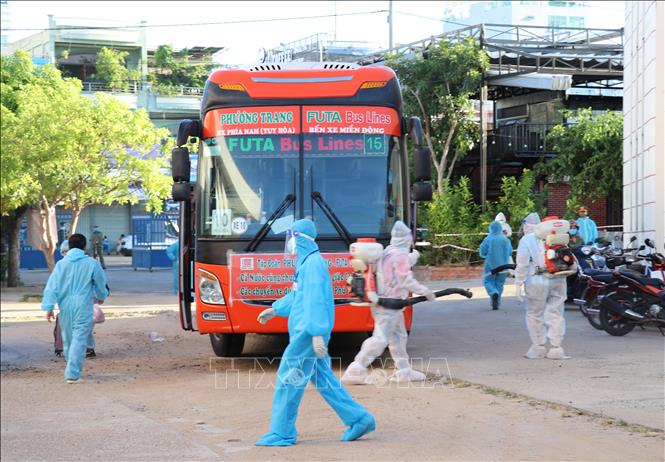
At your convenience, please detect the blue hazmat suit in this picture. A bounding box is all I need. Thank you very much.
[577,216,598,245]
[256,219,374,446]
[166,241,179,294]
[479,221,513,306]
[42,248,108,380]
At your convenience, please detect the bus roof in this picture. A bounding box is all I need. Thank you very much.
[201,63,402,116]
[207,63,397,99]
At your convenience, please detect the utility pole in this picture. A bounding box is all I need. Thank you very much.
[479,25,488,211]
[388,0,393,50]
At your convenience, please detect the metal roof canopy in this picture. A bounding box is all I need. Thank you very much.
[358,23,624,209]
[358,23,624,98]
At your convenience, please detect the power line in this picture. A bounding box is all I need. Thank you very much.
[4,10,388,31]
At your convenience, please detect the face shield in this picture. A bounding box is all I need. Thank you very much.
[285,229,316,255]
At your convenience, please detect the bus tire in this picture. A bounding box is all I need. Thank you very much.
[209,333,245,357]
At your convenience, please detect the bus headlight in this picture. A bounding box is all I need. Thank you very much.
[198,269,225,305]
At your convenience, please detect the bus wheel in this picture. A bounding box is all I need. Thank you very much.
[209,333,245,357]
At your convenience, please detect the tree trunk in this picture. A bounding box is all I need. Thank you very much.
[4,207,26,287]
[38,197,58,272]
[70,206,82,234]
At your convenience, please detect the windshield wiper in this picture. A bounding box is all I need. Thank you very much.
[246,194,296,252]
[311,191,353,247]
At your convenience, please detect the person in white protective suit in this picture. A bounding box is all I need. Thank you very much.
[341,221,436,384]
[495,212,512,238]
[514,213,570,360]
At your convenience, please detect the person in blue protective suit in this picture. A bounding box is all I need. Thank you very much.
[166,240,179,294]
[480,221,513,310]
[43,234,109,383]
[576,206,598,245]
[53,240,98,358]
[255,219,375,446]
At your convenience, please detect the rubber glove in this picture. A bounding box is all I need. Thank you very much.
[515,283,524,302]
[312,336,327,358]
[424,290,436,302]
[408,250,421,267]
[257,308,276,324]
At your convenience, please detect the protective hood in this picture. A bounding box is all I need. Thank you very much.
[495,212,506,223]
[521,212,541,235]
[489,220,503,235]
[291,219,319,267]
[64,248,88,262]
[389,221,412,250]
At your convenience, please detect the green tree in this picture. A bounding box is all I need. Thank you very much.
[1,51,65,285]
[539,108,623,215]
[2,51,172,271]
[149,44,213,93]
[95,47,140,91]
[61,93,173,232]
[484,169,546,246]
[426,177,483,264]
[387,37,489,192]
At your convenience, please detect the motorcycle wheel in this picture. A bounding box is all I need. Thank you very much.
[582,304,604,330]
[578,287,604,330]
[599,294,637,336]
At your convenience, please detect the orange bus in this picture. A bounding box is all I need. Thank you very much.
[171,62,433,356]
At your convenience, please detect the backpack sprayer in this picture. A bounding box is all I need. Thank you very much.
[347,238,473,309]
[534,217,578,278]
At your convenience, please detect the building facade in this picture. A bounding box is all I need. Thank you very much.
[443,1,624,31]
[623,1,665,246]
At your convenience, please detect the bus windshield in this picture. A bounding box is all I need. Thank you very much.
[197,105,404,240]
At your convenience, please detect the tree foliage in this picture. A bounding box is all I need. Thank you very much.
[540,108,623,213]
[94,47,140,90]
[148,44,212,92]
[426,177,483,264]
[423,170,544,264]
[2,51,172,271]
[387,37,489,192]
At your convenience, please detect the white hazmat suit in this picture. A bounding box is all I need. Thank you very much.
[342,221,435,384]
[495,212,513,238]
[515,213,569,360]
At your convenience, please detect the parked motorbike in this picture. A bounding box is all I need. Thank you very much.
[627,239,665,280]
[573,255,634,330]
[598,267,665,336]
[567,236,637,302]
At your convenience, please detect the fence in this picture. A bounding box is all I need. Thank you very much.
[131,214,179,271]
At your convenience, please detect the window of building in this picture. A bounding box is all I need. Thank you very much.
[569,16,585,28]
[548,15,567,28]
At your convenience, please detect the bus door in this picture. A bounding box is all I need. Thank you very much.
[179,197,196,330]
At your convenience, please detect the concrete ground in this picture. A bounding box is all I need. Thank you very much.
[1,262,664,460]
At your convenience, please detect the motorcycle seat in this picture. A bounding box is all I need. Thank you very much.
[618,268,665,288]
[584,268,611,277]
[586,271,615,283]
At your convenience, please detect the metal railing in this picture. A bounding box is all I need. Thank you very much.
[358,23,623,77]
[81,81,203,96]
[489,123,564,158]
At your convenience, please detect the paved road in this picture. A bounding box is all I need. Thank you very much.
[2,313,663,461]
[3,267,664,431]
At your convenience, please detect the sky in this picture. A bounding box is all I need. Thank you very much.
[3,1,624,66]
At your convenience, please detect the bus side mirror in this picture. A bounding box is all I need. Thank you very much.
[177,119,202,147]
[414,146,431,182]
[407,116,424,146]
[172,182,191,202]
[172,146,191,202]
[172,147,191,183]
[412,181,433,202]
